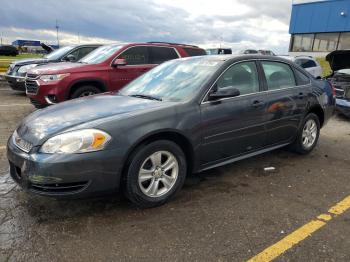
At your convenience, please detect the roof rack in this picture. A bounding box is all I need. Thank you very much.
[147,42,199,48]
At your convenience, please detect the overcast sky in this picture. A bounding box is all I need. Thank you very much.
[1,0,293,54]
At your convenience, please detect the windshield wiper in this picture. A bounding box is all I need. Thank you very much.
[129,94,162,101]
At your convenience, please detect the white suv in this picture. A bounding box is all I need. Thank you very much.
[282,56,322,79]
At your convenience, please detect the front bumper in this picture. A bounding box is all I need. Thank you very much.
[26,80,68,107]
[7,137,125,198]
[5,75,26,91]
[336,98,350,118]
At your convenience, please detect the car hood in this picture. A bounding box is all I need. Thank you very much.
[326,50,350,72]
[28,62,86,75]
[16,94,173,145]
[10,58,50,67]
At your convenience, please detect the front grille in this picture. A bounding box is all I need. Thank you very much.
[30,181,89,194]
[26,73,38,78]
[25,78,39,95]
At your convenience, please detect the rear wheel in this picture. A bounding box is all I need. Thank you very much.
[70,85,101,99]
[290,113,320,154]
[124,140,187,208]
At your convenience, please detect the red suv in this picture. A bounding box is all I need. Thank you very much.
[25,42,206,108]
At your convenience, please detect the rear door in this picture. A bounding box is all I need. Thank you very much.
[259,60,309,146]
[200,61,268,166]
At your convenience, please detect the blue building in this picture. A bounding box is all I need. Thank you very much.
[12,39,59,49]
[289,0,350,56]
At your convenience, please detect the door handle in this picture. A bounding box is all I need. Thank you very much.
[252,100,264,108]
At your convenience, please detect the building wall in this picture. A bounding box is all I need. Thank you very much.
[289,0,350,54]
[290,0,350,34]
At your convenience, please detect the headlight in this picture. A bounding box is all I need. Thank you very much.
[18,64,38,74]
[40,129,111,154]
[39,73,70,82]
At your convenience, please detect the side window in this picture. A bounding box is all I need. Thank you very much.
[119,46,149,65]
[149,47,179,64]
[294,69,311,86]
[261,61,296,90]
[66,49,79,60]
[216,61,259,95]
[76,47,96,60]
[183,48,207,56]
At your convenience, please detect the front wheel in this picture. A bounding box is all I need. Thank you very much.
[124,140,187,208]
[290,113,320,154]
[70,85,101,99]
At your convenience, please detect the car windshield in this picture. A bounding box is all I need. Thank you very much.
[44,46,75,60]
[79,45,123,64]
[119,57,222,102]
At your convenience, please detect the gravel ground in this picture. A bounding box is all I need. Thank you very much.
[0,80,350,262]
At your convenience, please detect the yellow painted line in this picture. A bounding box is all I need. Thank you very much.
[328,195,350,215]
[317,213,332,221]
[248,195,350,262]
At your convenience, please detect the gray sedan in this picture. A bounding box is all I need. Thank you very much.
[7,55,335,208]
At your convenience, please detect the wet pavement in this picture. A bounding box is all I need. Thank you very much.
[0,81,350,261]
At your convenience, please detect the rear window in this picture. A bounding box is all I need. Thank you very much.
[149,46,179,64]
[183,48,206,57]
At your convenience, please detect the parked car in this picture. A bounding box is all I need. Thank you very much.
[206,48,232,55]
[25,42,207,108]
[281,56,322,79]
[258,50,276,56]
[326,50,350,118]
[5,44,100,91]
[0,45,18,56]
[240,49,259,54]
[7,55,335,208]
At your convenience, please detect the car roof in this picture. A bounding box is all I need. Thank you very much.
[169,55,296,68]
[278,55,315,61]
[101,42,203,49]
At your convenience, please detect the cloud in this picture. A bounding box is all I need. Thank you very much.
[0,0,292,53]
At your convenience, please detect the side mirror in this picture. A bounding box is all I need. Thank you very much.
[208,86,240,100]
[65,54,77,62]
[112,58,127,67]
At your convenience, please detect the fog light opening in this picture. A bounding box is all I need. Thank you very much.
[45,95,58,104]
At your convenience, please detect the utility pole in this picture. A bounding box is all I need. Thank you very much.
[78,31,80,44]
[55,19,60,47]
[0,32,3,45]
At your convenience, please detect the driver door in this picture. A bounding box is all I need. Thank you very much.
[109,46,156,90]
[199,61,268,166]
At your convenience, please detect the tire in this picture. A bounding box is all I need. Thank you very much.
[70,85,101,99]
[124,140,187,208]
[290,113,320,155]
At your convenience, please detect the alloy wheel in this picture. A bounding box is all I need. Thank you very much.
[138,151,179,197]
[302,119,318,149]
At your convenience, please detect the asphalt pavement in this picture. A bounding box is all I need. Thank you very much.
[0,81,350,262]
